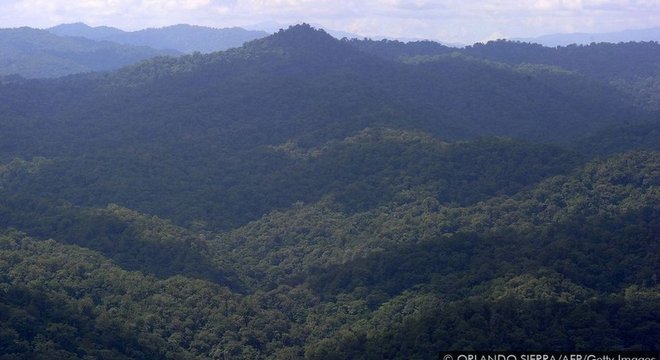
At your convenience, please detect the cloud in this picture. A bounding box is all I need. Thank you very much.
[482,31,506,42]
[1,0,658,43]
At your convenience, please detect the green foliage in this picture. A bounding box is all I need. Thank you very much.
[0,195,240,288]
[305,294,660,358]
[0,150,658,358]
[0,126,583,230]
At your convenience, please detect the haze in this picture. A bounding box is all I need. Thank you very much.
[1,0,658,44]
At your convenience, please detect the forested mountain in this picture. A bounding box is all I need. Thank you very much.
[0,25,642,229]
[48,23,269,53]
[0,27,179,78]
[0,24,658,358]
[464,41,660,110]
[349,38,660,110]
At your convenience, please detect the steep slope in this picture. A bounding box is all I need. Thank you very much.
[0,27,179,78]
[48,23,269,53]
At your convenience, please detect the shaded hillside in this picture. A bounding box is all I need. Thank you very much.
[0,27,179,78]
[48,23,269,53]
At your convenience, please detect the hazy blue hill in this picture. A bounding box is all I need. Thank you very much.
[513,26,660,47]
[112,24,269,53]
[0,27,179,78]
[48,22,125,39]
[48,22,269,53]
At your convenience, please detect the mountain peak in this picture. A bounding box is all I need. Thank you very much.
[268,23,337,47]
[48,22,125,39]
[51,22,91,29]
[240,23,369,67]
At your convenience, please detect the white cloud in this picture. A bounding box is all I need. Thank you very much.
[482,31,506,42]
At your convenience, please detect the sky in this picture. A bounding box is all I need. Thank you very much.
[0,0,658,44]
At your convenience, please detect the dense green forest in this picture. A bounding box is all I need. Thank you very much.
[0,24,658,358]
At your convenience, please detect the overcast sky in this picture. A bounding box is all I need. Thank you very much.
[0,0,658,44]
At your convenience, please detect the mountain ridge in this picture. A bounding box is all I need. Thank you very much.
[0,27,179,78]
[513,26,660,47]
[48,22,269,53]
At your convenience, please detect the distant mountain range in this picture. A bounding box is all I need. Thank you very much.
[48,23,269,53]
[4,22,660,79]
[0,23,270,78]
[0,27,179,78]
[513,26,660,46]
